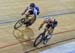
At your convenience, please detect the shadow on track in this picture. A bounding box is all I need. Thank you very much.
[13,27,35,50]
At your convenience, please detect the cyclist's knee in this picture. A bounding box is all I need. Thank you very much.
[31,17,36,23]
[48,28,54,34]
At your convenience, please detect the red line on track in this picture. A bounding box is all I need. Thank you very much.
[0,29,75,49]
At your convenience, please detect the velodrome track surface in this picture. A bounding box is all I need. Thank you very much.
[0,0,75,53]
[0,13,75,53]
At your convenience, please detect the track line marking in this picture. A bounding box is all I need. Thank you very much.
[0,29,75,49]
[25,38,75,53]
[0,10,75,25]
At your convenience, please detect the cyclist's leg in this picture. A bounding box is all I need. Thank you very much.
[30,15,36,24]
[43,27,53,44]
[47,27,54,39]
[48,27,54,34]
[43,22,58,44]
[25,15,36,27]
[25,15,29,19]
[47,22,58,38]
[43,24,50,44]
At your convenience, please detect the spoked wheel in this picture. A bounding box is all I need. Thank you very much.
[14,18,25,29]
[33,33,43,47]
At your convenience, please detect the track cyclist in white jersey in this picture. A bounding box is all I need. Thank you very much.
[21,3,40,27]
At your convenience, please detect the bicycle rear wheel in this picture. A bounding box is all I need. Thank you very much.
[33,33,43,47]
[14,18,25,29]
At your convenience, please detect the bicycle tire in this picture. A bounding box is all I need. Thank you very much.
[14,18,25,29]
[33,33,43,47]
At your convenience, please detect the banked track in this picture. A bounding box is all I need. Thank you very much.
[0,10,75,25]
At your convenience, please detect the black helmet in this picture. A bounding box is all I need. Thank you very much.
[30,3,35,7]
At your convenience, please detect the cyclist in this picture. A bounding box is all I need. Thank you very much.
[39,17,58,44]
[21,3,40,26]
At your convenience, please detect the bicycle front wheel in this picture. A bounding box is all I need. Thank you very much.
[33,33,43,47]
[14,18,25,29]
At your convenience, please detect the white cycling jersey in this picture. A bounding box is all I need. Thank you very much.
[25,6,38,17]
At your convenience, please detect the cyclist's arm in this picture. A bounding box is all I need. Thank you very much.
[39,20,46,30]
[21,7,28,15]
